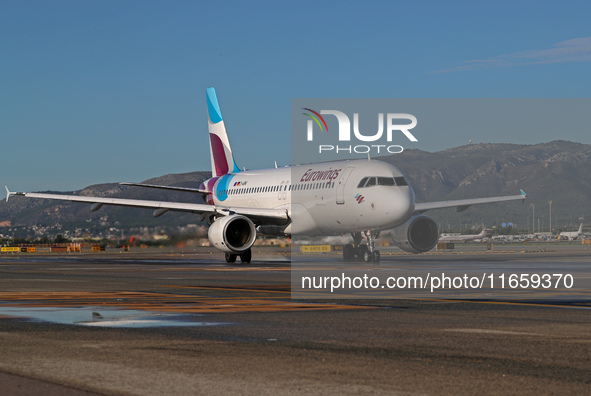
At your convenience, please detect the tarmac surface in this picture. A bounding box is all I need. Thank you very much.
[0,245,590,395]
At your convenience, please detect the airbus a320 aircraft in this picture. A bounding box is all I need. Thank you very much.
[559,223,584,240]
[438,228,490,243]
[6,88,527,263]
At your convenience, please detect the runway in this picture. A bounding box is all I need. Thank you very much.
[0,246,590,395]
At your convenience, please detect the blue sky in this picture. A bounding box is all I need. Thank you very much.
[2,1,591,191]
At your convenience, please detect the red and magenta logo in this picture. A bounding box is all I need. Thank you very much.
[302,108,329,140]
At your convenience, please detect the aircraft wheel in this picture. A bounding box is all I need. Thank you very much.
[343,244,354,261]
[363,250,374,263]
[357,244,368,260]
[373,250,381,263]
[239,249,252,264]
[225,253,237,263]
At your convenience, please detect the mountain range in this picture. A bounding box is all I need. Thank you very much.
[385,140,591,232]
[1,140,590,236]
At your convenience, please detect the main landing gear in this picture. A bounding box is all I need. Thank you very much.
[225,248,252,264]
[343,231,381,263]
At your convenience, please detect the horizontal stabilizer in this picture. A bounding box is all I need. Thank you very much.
[120,182,209,194]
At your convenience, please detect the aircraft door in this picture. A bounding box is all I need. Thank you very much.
[336,166,354,204]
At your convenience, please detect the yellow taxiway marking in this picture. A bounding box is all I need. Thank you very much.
[164,285,292,294]
[421,298,591,309]
[203,267,291,271]
[0,291,369,313]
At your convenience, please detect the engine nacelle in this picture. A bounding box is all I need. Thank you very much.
[257,225,289,237]
[208,215,257,253]
[390,214,439,253]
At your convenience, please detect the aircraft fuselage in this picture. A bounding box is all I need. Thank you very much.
[201,159,415,236]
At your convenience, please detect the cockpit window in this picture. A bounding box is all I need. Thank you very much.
[394,177,408,186]
[359,176,407,188]
[377,177,395,186]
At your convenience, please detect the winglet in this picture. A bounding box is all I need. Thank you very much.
[5,187,25,202]
[520,189,527,197]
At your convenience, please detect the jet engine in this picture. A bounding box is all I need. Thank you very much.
[390,214,439,253]
[208,215,257,253]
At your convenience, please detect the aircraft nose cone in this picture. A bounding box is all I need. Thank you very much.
[384,187,415,227]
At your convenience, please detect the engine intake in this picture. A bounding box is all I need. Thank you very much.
[208,215,257,253]
[390,214,439,253]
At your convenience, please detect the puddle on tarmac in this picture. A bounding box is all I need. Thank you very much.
[0,306,228,328]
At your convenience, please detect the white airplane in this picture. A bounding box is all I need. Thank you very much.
[438,228,488,243]
[559,223,584,240]
[5,88,527,263]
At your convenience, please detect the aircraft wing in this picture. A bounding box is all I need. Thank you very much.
[5,189,289,225]
[415,190,527,213]
[120,182,208,194]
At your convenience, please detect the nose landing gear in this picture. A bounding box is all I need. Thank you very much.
[343,231,381,263]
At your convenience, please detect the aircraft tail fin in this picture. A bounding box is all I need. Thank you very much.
[206,87,240,177]
[578,222,584,234]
